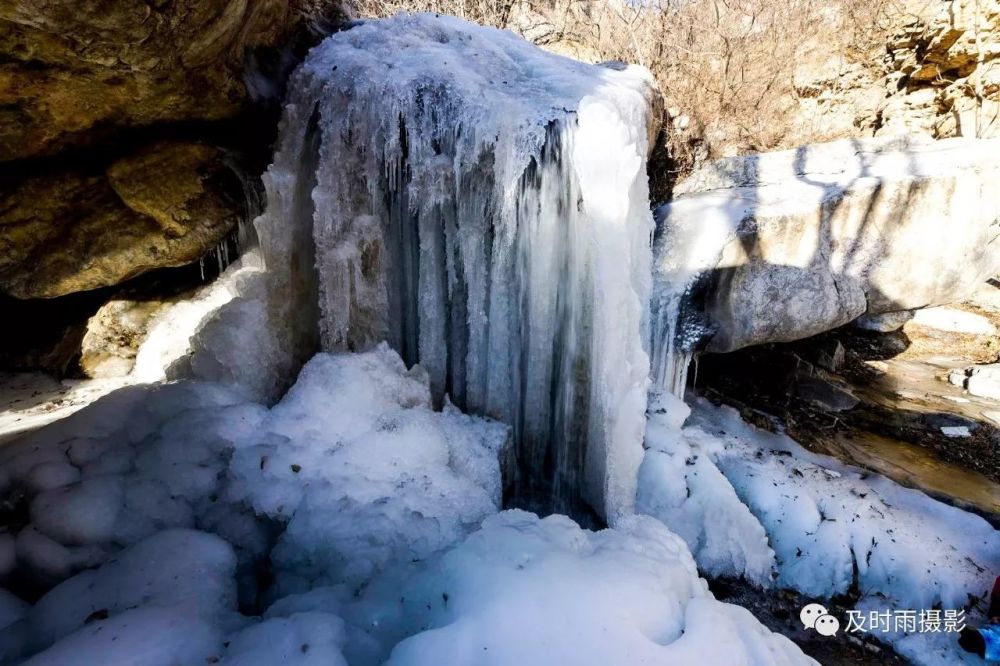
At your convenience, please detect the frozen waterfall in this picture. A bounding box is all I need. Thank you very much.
[255,14,658,522]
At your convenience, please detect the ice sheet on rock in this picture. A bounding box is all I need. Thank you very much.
[640,397,1000,665]
[227,345,508,593]
[257,13,656,521]
[352,510,812,666]
[649,202,740,396]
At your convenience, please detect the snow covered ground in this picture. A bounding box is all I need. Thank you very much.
[638,394,1000,666]
[0,349,818,666]
[3,12,996,666]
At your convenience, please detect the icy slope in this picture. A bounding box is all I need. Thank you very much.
[256,13,657,521]
[638,397,1000,665]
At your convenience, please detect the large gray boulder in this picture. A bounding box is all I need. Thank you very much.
[652,136,1000,353]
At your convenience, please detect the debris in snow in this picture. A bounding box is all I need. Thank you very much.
[639,398,1000,666]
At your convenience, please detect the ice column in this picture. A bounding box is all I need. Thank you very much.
[255,15,657,522]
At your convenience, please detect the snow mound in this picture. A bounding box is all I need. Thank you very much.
[0,381,269,593]
[356,510,812,666]
[22,605,225,666]
[6,530,238,665]
[220,612,349,666]
[227,345,509,593]
[639,398,1000,665]
[26,529,237,650]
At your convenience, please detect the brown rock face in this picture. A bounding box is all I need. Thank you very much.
[0,141,245,298]
[79,295,177,377]
[0,0,299,161]
[881,0,1000,139]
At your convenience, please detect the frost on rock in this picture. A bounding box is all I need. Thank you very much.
[227,345,509,594]
[350,510,813,666]
[639,398,1000,665]
[256,13,657,521]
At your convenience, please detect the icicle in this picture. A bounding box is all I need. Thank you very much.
[253,14,658,523]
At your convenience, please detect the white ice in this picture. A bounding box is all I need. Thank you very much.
[638,397,1000,665]
[256,13,657,521]
[351,510,813,666]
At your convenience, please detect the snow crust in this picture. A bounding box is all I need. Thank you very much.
[257,13,657,521]
[351,510,813,666]
[638,397,1000,665]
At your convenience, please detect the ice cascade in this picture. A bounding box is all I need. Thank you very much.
[254,14,657,522]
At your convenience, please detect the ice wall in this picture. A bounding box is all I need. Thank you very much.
[255,14,657,522]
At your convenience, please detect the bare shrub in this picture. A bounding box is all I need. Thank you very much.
[349,0,895,160]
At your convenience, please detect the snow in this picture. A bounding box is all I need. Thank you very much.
[220,613,349,666]
[0,381,269,595]
[0,590,27,631]
[27,529,238,650]
[257,13,657,522]
[356,510,812,666]
[637,394,775,586]
[638,397,1000,665]
[227,344,508,594]
[0,373,129,446]
[21,605,225,666]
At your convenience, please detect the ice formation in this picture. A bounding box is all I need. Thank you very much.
[638,398,1000,665]
[352,511,813,666]
[227,345,508,593]
[255,13,657,521]
[648,204,738,396]
[5,12,997,666]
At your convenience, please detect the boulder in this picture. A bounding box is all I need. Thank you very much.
[0,141,247,299]
[653,136,1000,353]
[79,298,176,378]
[953,363,1000,400]
[0,0,326,161]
